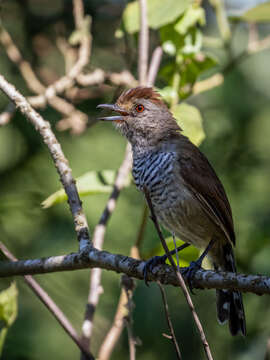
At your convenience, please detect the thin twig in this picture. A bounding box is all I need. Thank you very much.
[0,74,90,249]
[209,0,231,44]
[135,204,149,250]
[138,0,149,85]
[143,188,213,360]
[0,22,89,134]
[73,0,84,29]
[0,25,45,94]
[147,46,163,87]
[157,281,182,360]
[98,205,146,360]
[80,145,132,351]
[0,242,94,360]
[122,275,137,360]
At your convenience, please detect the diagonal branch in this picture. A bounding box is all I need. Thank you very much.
[80,145,132,352]
[138,0,149,85]
[0,242,94,360]
[0,73,90,249]
[157,281,182,360]
[143,188,213,360]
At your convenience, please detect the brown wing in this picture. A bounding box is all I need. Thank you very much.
[176,136,235,245]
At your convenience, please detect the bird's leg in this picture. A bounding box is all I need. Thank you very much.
[143,243,190,286]
[183,237,216,293]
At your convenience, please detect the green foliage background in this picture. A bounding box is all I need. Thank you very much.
[0,0,270,359]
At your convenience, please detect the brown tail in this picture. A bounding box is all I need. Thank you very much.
[214,243,246,336]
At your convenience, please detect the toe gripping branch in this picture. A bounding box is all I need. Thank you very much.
[143,243,190,286]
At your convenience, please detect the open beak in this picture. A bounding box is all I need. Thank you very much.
[97,104,129,122]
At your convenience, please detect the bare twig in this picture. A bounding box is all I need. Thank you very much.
[80,145,132,351]
[209,0,231,44]
[138,0,149,85]
[0,74,90,249]
[122,275,137,360]
[0,248,270,295]
[143,188,213,360]
[0,23,89,134]
[73,0,84,29]
[157,281,182,360]
[98,207,145,360]
[147,46,163,87]
[0,26,45,94]
[0,242,94,360]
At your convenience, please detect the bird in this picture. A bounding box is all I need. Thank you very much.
[97,86,246,336]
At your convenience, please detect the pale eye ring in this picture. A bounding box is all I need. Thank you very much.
[135,104,145,113]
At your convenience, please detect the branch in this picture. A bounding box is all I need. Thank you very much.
[147,46,163,87]
[157,281,182,360]
[143,188,213,360]
[138,0,149,85]
[209,0,231,44]
[0,248,269,295]
[80,145,132,350]
[0,242,94,360]
[0,74,90,249]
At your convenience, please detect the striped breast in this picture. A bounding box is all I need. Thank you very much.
[132,150,177,209]
[132,149,214,248]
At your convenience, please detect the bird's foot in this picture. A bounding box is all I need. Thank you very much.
[182,260,202,294]
[143,255,167,286]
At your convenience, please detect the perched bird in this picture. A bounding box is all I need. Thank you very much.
[97,87,246,336]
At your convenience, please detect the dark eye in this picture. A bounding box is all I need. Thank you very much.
[135,104,145,113]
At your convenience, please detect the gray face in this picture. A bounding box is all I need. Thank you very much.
[98,98,180,147]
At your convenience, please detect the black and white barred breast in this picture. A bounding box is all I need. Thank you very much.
[132,150,176,207]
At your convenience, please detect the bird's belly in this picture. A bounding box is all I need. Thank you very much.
[154,188,214,249]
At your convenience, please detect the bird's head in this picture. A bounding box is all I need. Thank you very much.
[97,87,181,148]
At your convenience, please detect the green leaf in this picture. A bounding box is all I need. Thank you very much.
[174,4,205,35]
[178,52,218,97]
[241,1,270,22]
[0,283,18,356]
[146,237,199,267]
[122,0,190,34]
[172,103,205,146]
[42,170,131,208]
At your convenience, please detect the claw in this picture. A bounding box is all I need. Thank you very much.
[182,260,202,294]
[143,255,167,286]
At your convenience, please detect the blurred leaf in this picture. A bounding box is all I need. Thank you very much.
[178,52,218,98]
[160,23,185,54]
[157,86,178,104]
[174,4,205,35]
[0,283,18,356]
[172,103,205,146]
[123,0,189,34]
[42,170,131,208]
[146,237,199,267]
[181,28,202,55]
[240,1,270,22]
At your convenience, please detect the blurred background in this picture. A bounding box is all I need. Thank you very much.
[0,0,270,359]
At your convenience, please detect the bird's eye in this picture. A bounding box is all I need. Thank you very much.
[135,104,145,113]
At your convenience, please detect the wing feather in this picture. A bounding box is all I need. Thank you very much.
[176,136,235,245]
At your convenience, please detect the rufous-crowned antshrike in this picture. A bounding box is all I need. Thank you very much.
[97,87,246,336]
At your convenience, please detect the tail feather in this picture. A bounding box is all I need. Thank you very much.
[214,243,246,336]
